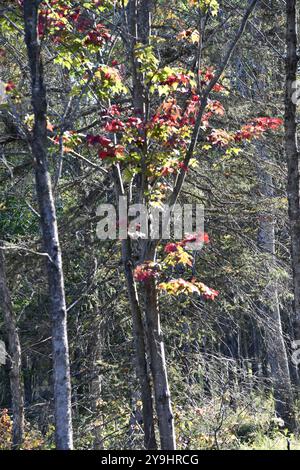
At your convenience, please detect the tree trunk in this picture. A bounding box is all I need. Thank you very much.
[257,146,297,431]
[143,277,176,450]
[285,1,300,342]
[111,162,157,449]
[122,1,157,448]
[129,2,176,448]
[23,1,73,449]
[122,238,157,449]
[0,246,24,449]
[90,317,104,450]
[138,0,153,44]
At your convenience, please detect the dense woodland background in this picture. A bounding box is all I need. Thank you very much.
[0,0,300,450]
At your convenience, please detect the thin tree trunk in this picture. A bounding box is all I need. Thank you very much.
[143,276,176,450]
[90,315,104,450]
[23,1,73,449]
[132,3,177,445]
[122,238,157,449]
[122,1,157,448]
[0,245,24,449]
[257,147,296,431]
[138,0,153,43]
[111,164,157,449]
[285,0,300,341]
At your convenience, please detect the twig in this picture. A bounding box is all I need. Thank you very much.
[0,244,54,264]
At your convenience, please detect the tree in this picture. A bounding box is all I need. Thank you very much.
[257,144,296,431]
[118,0,260,449]
[0,0,297,451]
[285,1,300,348]
[0,244,24,448]
[23,0,73,449]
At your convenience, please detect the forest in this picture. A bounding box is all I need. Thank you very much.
[0,0,300,452]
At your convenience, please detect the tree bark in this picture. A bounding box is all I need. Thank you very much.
[285,0,300,342]
[0,246,24,449]
[121,0,158,448]
[23,0,73,449]
[138,0,153,44]
[122,238,157,449]
[111,164,157,449]
[90,315,103,450]
[143,275,176,450]
[141,242,176,450]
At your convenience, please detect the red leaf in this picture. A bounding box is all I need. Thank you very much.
[105,119,125,132]
[5,81,15,93]
[164,243,179,253]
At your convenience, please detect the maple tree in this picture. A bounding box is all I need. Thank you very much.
[0,0,297,452]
